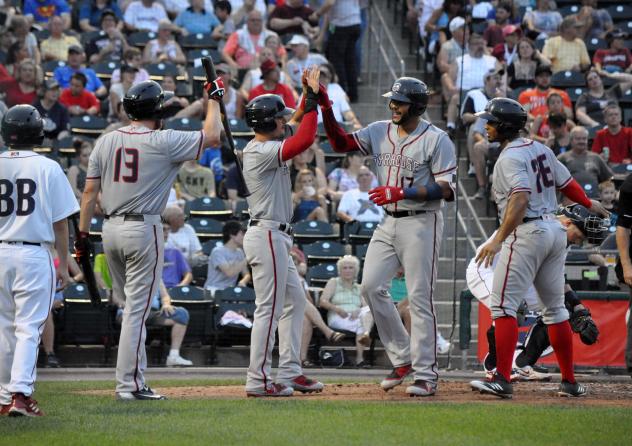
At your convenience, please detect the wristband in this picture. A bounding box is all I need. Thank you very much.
[425,183,443,201]
[304,89,319,114]
[564,289,581,311]
[403,187,417,199]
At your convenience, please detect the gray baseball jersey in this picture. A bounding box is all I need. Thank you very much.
[242,139,293,223]
[87,125,204,215]
[353,120,457,212]
[492,138,572,223]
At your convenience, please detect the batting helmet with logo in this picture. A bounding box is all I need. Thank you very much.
[382,77,429,116]
[559,204,611,245]
[245,94,293,133]
[476,97,527,139]
[1,104,44,148]
[123,80,174,121]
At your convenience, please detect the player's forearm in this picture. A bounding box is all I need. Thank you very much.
[322,107,360,153]
[616,227,632,269]
[203,100,222,147]
[559,178,592,208]
[281,109,318,161]
[53,219,70,273]
[178,272,193,286]
[494,192,529,243]
[406,181,453,202]
[78,180,101,233]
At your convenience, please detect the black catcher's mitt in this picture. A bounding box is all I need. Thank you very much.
[569,308,599,345]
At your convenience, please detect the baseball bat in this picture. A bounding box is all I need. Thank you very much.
[201,56,251,197]
[70,213,101,307]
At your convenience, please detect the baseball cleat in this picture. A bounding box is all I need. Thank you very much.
[557,380,588,397]
[470,374,513,399]
[511,365,552,382]
[246,383,294,398]
[381,364,413,391]
[406,380,436,397]
[283,375,324,393]
[44,353,60,368]
[8,393,44,417]
[1,404,11,416]
[117,385,167,401]
[166,354,193,367]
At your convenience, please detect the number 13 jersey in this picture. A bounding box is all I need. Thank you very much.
[492,138,572,224]
[88,125,204,215]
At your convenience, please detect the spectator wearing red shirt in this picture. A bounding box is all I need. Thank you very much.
[0,59,41,107]
[268,0,319,39]
[491,25,520,66]
[518,64,572,119]
[59,72,100,116]
[593,29,632,76]
[248,59,297,108]
[592,103,632,165]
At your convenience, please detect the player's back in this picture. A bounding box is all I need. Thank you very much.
[90,125,203,215]
[493,138,571,222]
[0,150,79,243]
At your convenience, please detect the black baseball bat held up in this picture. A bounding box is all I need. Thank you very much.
[201,56,251,197]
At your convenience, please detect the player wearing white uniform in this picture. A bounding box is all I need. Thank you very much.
[322,77,456,397]
[77,79,223,400]
[469,98,609,399]
[0,105,79,417]
[242,68,325,397]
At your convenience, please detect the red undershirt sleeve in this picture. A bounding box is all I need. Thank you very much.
[559,178,592,208]
[322,107,360,153]
[280,109,317,161]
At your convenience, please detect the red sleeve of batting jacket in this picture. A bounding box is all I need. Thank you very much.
[280,109,317,161]
[322,107,360,153]
[559,178,592,208]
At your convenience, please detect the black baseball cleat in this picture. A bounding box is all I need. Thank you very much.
[470,374,513,399]
[117,385,167,401]
[557,380,587,397]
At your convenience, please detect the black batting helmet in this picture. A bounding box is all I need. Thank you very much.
[383,77,429,115]
[476,98,527,139]
[559,204,610,245]
[123,80,174,120]
[245,94,293,132]
[1,104,44,148]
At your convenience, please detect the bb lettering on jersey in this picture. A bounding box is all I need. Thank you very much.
[373,153,422,172]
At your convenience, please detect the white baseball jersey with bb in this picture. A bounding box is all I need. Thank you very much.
[0,150,78,405]
[490,138,573,324]
[86,125,204,393]
[354,119,456,386]
[241,138,307,393]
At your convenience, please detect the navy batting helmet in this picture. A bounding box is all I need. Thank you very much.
[123,80,174,120]
[559,204,610,245]
[383,77,429,116]
[245,94,293,132]
[1,104,44,148]
[476,98,527,139]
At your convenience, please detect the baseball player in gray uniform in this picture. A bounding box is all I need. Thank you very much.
[77,79,223,400]
[321,77,457,397]
[0,105,78,417]
[469,98,609,399]
[243,67,324,397]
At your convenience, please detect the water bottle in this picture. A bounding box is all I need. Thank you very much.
[602,146,610,162]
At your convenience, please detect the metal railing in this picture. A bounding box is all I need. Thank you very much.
[366,0,406,102]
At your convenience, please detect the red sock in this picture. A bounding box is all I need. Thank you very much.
[547,321,575,383]
[494,316,518,382]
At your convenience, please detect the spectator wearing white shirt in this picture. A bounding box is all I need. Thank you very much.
[204,221,250,295]
[336,166,384,223]
[123,0,168,33]
[162,206,206,266]
[286,34,328,89]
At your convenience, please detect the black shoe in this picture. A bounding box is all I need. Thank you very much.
[470,374,513,399]
[355,360,372,369]
[44,353,60,368]
[117,385,167,401]
[557,380,587,397]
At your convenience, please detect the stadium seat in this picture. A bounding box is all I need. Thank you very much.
[228,118,254,136]
[607,5,632,21]
[293,220,338,243]
[585,37,607,56]
[202,239,223,256]
[69,115,107,136]
[169,286,215,348]
[325,160,340,176]
[343,221,378,244]
[213,286,256,350]
[302,240,346,265]
[353,243,369,261]
[92,61,119,81]
[559,4,580,16]
[145,62,183,81]
[43,60,66,77]
[319,139,345,159]
[550,71,585,88]
[233,200,250,220]
[128,31,156,48]
[616,20,632,34]
[216,285,256,303]
[178,33,218,50]
[233,137,250,151]
[186,48,221,65]
[164,117,203,131]
[89,216,104,238]
[187,216,224,241]
[80,29,104,47]
[567,87,586,103]
[190,65,208,83]
[305,263,338,288]
[185,196,233,219]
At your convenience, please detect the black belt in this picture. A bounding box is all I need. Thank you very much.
[104,214,145,221]
[0,241,41,246]
[523,216,543,223]
[385,209,429,218]
[249,219,293,235]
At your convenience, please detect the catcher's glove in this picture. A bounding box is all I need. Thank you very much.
[569,308,599,345]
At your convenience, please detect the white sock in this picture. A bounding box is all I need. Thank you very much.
[169,349,179,357]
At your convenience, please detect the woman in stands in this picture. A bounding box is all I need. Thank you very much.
[292,169,328,223]
[576,68,632,129]
[530,92,575,143]
[523,0,562,40]
[0,58,42,107]
[66,140,93,201]
[327,151,377,203]
[142,20,186,65]
[319,255,374,368]
[506,38,550,91]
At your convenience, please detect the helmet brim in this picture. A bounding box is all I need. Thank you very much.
[163,91,175,102]
[274,107,294,118]
[382,91,413,103]
[475,111,500,122]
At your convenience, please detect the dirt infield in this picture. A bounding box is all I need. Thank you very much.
[82,381,632,407]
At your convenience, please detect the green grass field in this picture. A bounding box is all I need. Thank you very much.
[1,379,630,446]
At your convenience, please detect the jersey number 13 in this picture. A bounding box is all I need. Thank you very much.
[113,147,139,183]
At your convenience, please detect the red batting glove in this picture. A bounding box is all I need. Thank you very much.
[204,77,225,102]
[74,231,92,259]
[368,186,404,206]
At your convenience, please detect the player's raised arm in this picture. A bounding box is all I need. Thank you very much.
[320,83,362,153]
[202,79,225,148]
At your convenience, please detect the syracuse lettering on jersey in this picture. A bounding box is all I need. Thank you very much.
[373,153,422,172]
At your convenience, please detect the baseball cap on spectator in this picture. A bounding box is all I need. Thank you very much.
[68,44,84,54]
[287,34,309,47]
[484,67,505,80]
[535,64,553,76]
[502,24,521,38]
[449,17,466,33]
[605,29,628,43]
[260,59,278,79]
[120,64,139,74]
[44,78,60,90]
[215,63,232,75]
